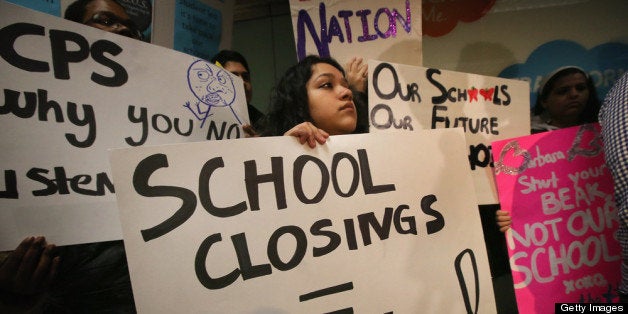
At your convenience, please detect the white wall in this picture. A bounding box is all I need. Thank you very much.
[422,0,628,77]
[234,0,628,113]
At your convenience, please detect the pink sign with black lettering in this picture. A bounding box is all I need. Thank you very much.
[492,123,621,313]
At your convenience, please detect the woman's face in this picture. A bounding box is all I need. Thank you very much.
[542,72,590,122]
[82,0,140,39]
[306,63,357,135]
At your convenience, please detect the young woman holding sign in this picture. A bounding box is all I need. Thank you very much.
[530,66,601,134]
[255,55,369,144]
[496,65,602,232]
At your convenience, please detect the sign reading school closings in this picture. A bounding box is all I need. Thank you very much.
[110,129,496,312]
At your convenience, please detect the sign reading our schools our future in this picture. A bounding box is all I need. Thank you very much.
[109,129,496,313]
[289,0,422,66]
[368,60,530,205]
[0,1,249,250]
[492,124,620,313]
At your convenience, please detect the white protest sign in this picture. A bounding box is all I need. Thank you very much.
[110,129,496,313]
[0,1,248,250]
[289,0,422,66]
[368,60,530,205]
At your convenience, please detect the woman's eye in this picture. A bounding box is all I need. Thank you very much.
[100,17,114,26]
[320,82,332,88]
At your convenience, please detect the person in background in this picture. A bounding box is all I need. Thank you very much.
[210,50,265,128]
[600,72,628,302]
[344,57,368,95]
[64,0,143,40]
[257,55,367,146]
[0,2,143,312]
[490,66,604,311]
[496,65,602,232]
[530,66,601,134]
[343,57,370,133]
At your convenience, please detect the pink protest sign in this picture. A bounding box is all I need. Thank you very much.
[492,123,621,313]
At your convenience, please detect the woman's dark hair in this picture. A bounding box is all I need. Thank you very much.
[210,50,250,73]
[65,0,94,22]
[64,0,126,23]
[258,55,367,136]
[533,67,600,124]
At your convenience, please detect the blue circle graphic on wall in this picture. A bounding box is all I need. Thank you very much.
[498,40,628,109]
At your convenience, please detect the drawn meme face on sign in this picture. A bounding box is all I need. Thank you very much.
[185,60,241,127]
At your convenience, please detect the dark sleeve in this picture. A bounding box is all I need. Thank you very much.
[247,104,265,127]
[44,240,135,313]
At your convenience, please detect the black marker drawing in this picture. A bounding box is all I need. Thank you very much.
[300,282,355,313]
[299,282,354,302]
[299,282,393,313]
[454,248,480,314]
[185,59,242,128]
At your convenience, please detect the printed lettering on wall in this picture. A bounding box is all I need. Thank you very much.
[174,0,221,60]
[422,0,495,37]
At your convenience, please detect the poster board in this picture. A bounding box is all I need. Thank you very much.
[0,1,248,250]
[368,60,530,205]
[492,124,620,313]
[152,0,234,59]
[109,129,496,313]
[289,0,422,66]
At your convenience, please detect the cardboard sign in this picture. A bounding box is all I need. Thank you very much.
[492,124,620,313]
[289,0,422,66]
[109,129,496,313]
[0,1,248,250]
[368,60,530,205]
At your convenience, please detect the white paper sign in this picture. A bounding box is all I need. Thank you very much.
[110,129,496,313]
[0,1,248,250]
[368,60,530,205]
[289,0,422,66]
